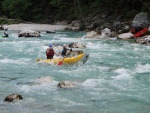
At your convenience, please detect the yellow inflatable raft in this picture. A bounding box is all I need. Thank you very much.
[36,53,89,65]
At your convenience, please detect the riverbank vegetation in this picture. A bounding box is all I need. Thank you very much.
[0,0,150,24]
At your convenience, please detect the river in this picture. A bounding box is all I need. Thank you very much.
[0,30,150,113]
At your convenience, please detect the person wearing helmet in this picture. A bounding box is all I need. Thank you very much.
[46,44,59,59]
[62,44,72,56]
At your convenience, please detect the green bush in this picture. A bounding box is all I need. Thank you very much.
[0,18,20,24]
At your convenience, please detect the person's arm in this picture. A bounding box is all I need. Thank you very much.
[66,47,72,51]
[46,50,48,56]
[54,51,60,56]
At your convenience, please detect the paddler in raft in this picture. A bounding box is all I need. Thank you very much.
[46,44,60,59]
[62,44,72,57]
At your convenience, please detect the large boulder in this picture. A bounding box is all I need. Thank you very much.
[18,30,41,37]
[68,42,86,48]
[100,28,111,38]
[4,94,23,102]
[118,32,133,39]
[84,31,100,38]
[84,28,111,39]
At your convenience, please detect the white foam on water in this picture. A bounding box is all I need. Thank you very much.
[52,96,85,106]
[81,35,102,41]
[135,63,150,73]
[19,80,58,93]
[0,58,31,65]
[10,33,19,38]
[52,35,61,39]
[41,45,48,50]
[97,66,110,71]
[64,100,85,107]
[82,79,104,88]
[86,41,114,51]
[133,47,142,52]
[82,65,110,73]
[89,52,111,59]
[3,40,40,44]
[56,65,94,77]
[59,37,81,42]
[0,54,3,57]
[50,34,66,38]
[25,48,38,55]
[112,68,132,80]
[40,39,62,44]
[57,68,86,76]
[33,76,53,84]
[86,42,102,49]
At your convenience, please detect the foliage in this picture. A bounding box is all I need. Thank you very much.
[0,0,150,23]
[0,18,20,24]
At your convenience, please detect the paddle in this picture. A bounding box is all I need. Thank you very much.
[57,57,65,66]
[57,49,71,66]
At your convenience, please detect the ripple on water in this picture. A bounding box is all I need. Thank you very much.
[0,30,150,113]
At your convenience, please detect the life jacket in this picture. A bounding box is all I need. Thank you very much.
[62,48,67,56]
[46,49,54,56]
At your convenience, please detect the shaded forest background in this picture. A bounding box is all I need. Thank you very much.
[0,0,150,24]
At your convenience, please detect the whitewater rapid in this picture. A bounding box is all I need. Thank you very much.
[0,30,150,113]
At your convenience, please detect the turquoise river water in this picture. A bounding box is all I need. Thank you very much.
[0,30,150,113]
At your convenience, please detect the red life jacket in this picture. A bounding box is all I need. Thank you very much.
[46,49,54,56]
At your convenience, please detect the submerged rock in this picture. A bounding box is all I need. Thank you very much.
[57,81,76,88]
[34,76,53,84]
[46,31,55,33]
[135,35,150,44]
[68,42,86,48]
[4,94,23,102]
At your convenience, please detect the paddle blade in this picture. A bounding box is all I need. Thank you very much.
[57,61,63,66]
[57,57,65,66]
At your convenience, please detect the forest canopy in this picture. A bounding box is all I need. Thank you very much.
[0,0,150,23]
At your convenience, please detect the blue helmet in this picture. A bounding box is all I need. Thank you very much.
[49,44,53,47]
